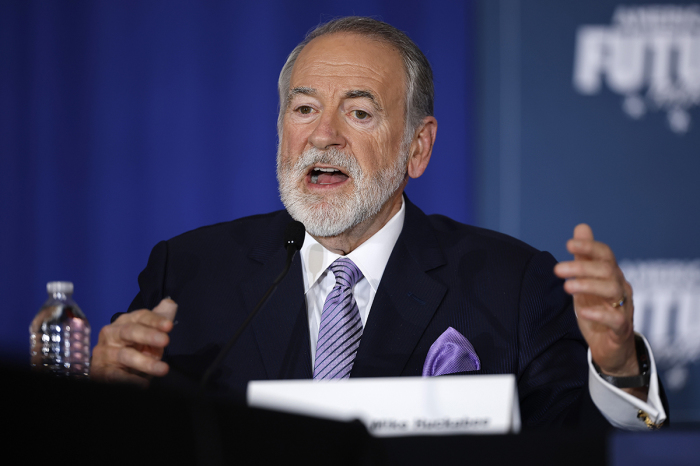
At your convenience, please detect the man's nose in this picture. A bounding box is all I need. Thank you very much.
[308,111,346,150]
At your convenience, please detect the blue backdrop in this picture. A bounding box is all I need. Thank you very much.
[0,1,476,358]
[478,0,700,423]
[2,0,699,423]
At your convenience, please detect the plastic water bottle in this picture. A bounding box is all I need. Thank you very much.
[29,281,91,377]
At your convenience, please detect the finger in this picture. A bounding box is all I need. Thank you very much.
[114,308,174,332]
[570,223,593,261]
[91,345,157,386]
[563,278,623,299]
[573,223,594,241]
[141,344,166,361]
[98,318,170,347]
[554,260,617,280]
[566,238,616,262]
[113,346,170,376]
[117,322,170,348]
[153,298,178,322]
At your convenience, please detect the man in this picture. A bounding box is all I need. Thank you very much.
[92,17,667,429]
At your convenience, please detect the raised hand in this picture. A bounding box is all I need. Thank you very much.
[554,225,642,392]
[91,298,177,388]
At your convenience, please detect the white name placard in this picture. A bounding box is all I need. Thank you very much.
[248,375,521,436]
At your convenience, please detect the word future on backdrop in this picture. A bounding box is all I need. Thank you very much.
[573,4,700,134]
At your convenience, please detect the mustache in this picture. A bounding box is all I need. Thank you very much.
[290,148,363,179]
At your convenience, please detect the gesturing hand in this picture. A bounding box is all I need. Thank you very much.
[554,225,640,382]
[91,298,177,388]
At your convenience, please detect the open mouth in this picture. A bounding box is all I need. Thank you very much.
[307,165,350,186]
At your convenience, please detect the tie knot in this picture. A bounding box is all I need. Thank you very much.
[329,257,363,288]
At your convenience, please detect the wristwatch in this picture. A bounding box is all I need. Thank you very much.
[592,334,651,389]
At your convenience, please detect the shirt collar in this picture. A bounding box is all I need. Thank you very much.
[299,197,406,293]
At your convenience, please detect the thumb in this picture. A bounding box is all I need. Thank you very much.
[573,223,594,241]
[570,223,594,261]
[153,297,178,322]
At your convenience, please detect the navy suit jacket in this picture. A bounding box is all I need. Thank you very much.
[128,198,609,429]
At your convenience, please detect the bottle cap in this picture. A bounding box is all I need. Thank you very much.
[47,281,74,294]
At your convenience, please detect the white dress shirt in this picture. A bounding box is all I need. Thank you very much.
[301,199,406,364]
[298,197,667,430]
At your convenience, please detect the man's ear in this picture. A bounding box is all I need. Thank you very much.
[407,116,437,179]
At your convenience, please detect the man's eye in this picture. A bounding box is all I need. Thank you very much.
[353,110,370,120]
[297,106,313,115]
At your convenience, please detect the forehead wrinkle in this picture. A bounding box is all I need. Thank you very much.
[287,36,406,116]
[295,57,389,82]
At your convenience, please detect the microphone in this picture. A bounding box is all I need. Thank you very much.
[199,221,305,392]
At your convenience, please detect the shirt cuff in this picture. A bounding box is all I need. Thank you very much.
[587,333,667,430]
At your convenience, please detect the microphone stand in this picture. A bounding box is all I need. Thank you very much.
[191,221,305,465]
[198,241,300,392]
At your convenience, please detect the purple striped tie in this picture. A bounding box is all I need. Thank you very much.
[313,257,364,379]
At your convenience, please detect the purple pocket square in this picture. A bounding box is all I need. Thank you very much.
[422,327,481,377]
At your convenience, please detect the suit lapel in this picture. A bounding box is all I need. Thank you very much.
[242,198,447,380]
[352,198,447,377]
[244,212,313,380]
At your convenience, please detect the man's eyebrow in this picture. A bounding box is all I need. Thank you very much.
[285,87,383,112]
[344,90,383,111]
[286,87,316,107]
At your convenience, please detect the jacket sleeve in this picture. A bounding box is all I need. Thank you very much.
[515,250,611,429]
[125,240,169,314]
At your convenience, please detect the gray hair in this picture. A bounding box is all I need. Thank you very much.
[277,16,434,141]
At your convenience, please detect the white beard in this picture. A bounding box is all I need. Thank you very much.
[277,147,408,237]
